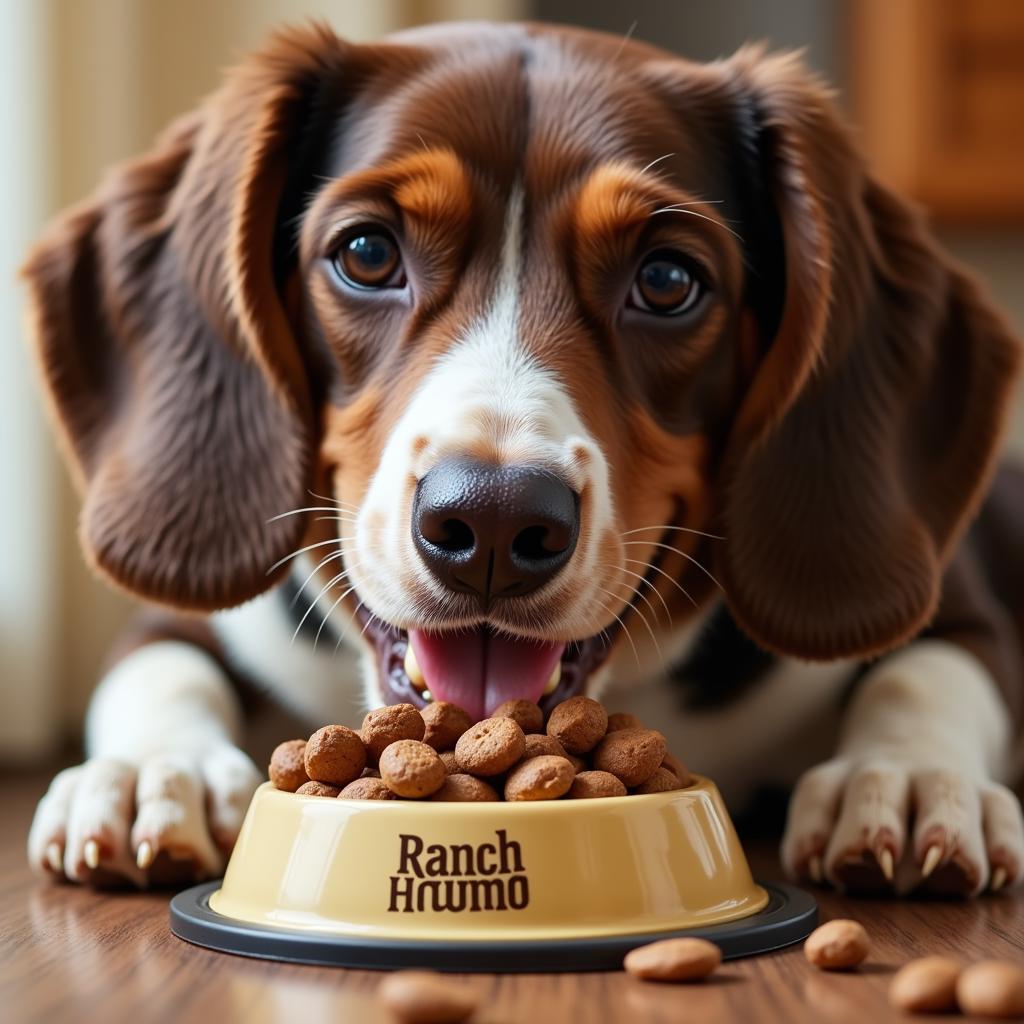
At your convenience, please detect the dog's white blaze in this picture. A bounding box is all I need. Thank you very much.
[353,187,615,640]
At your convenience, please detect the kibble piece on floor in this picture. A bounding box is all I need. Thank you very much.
[455,717,526,776]
[633,767,683,794]
[593,729,667,788]
[361,704,425,765]
[623,937,722,982]
[490,698,544,735]
[379,740,447,798]
[568,770,627,799]
[505,755,575,801]
[338,777,397,800]
[304,725,366,787]
[294,780,341,798]
[956,960,1024,1019]
[521,733,569,762]
[804,919,870,970]
[606,712,644,733]
[428,773,500,802]
[546,696,608,754]
[421,701,473,752]
[268,739,309,792]
[378,969,478,1024]
[888,956,961,1013]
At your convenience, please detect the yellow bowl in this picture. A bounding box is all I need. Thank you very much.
[171,777,816,969]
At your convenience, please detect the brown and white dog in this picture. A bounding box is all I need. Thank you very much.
[23,21,1024,895]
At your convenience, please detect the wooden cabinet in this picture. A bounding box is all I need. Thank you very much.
[850,0,1024,223]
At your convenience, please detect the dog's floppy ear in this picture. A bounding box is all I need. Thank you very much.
[711,48,1021,660]
[22,24,350,610]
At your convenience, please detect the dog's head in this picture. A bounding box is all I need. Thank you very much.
[24,22,1020,719]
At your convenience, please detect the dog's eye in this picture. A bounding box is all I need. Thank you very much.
[332,229,403,289]
[630,251,705,315]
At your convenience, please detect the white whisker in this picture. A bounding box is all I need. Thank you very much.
[639,152,675,176]
[289,550,346,608]
[266,537,351,575]
[598,561,672,626]
[624,556,698,607]
[651,205,744,243]
[620,524,724,541]
[314,583,359,650]
[623,540,723,591]
[292,569,350,645]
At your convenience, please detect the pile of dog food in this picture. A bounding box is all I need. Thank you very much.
[268,696,690,802]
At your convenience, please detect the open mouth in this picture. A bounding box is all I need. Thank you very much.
[358,611,616,722]
[354,521,678,722]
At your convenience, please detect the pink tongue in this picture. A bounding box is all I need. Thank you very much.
[408,628,565,722]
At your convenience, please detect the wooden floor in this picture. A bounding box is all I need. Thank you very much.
[2,769,1022,1024]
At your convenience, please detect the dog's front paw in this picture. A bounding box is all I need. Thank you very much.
[781,758,1024,897]
[27,746,261,887]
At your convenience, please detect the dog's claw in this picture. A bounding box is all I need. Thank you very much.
[991,866,1007,892]
[808,855,823,883]
[83,839,100,870]
[921,844,943,879]
[46,841,63,873]
[136,840,154,870]
[879,848,895,882]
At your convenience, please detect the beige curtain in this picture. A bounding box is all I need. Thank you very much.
[1,0,524,763]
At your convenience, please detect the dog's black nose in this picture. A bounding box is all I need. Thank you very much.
[412,459,579,602]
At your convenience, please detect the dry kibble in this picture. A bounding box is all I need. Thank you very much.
[421,701,473,752]
[623,937,722,982]
[956,961,1024,1019]
[661,752,691,785]
[888,956,962,1013]
[338,777,397,800]
[378,969,478,1024]
[633,767,683,794]
[294,780,341,798]
[804,919,870,970]
[429,774,500,802]
[277,695,693,804]
[491,698,544,735]
[568,770,627,799]
[593,729,666,788]
[304,725,366,787]
[379,740,447,798]
[607,712,644,733]
[547,696,608,754]
[269,739,309,792]
[505,755,575,801]
[362,704,425,765]
[455,717,526,776]
[521,733,569,761]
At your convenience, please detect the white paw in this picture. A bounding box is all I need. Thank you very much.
[781,758,1024,897]
[27,746,261,887]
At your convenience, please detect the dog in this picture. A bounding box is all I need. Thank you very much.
[23,20,1024,896]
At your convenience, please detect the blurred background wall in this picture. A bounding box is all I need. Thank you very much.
[2,0,1021,762]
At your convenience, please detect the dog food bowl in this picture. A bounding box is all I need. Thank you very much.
[171,776,815,971]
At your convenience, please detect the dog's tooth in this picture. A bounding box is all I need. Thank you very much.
[422,689,432,703]
[544,662,561,696]
[991,866,1007,892]
[45,841,63,873]
[136,840,154,870]
[921,844,943,879]
[83,839,100,870]
[404,644,426,690]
